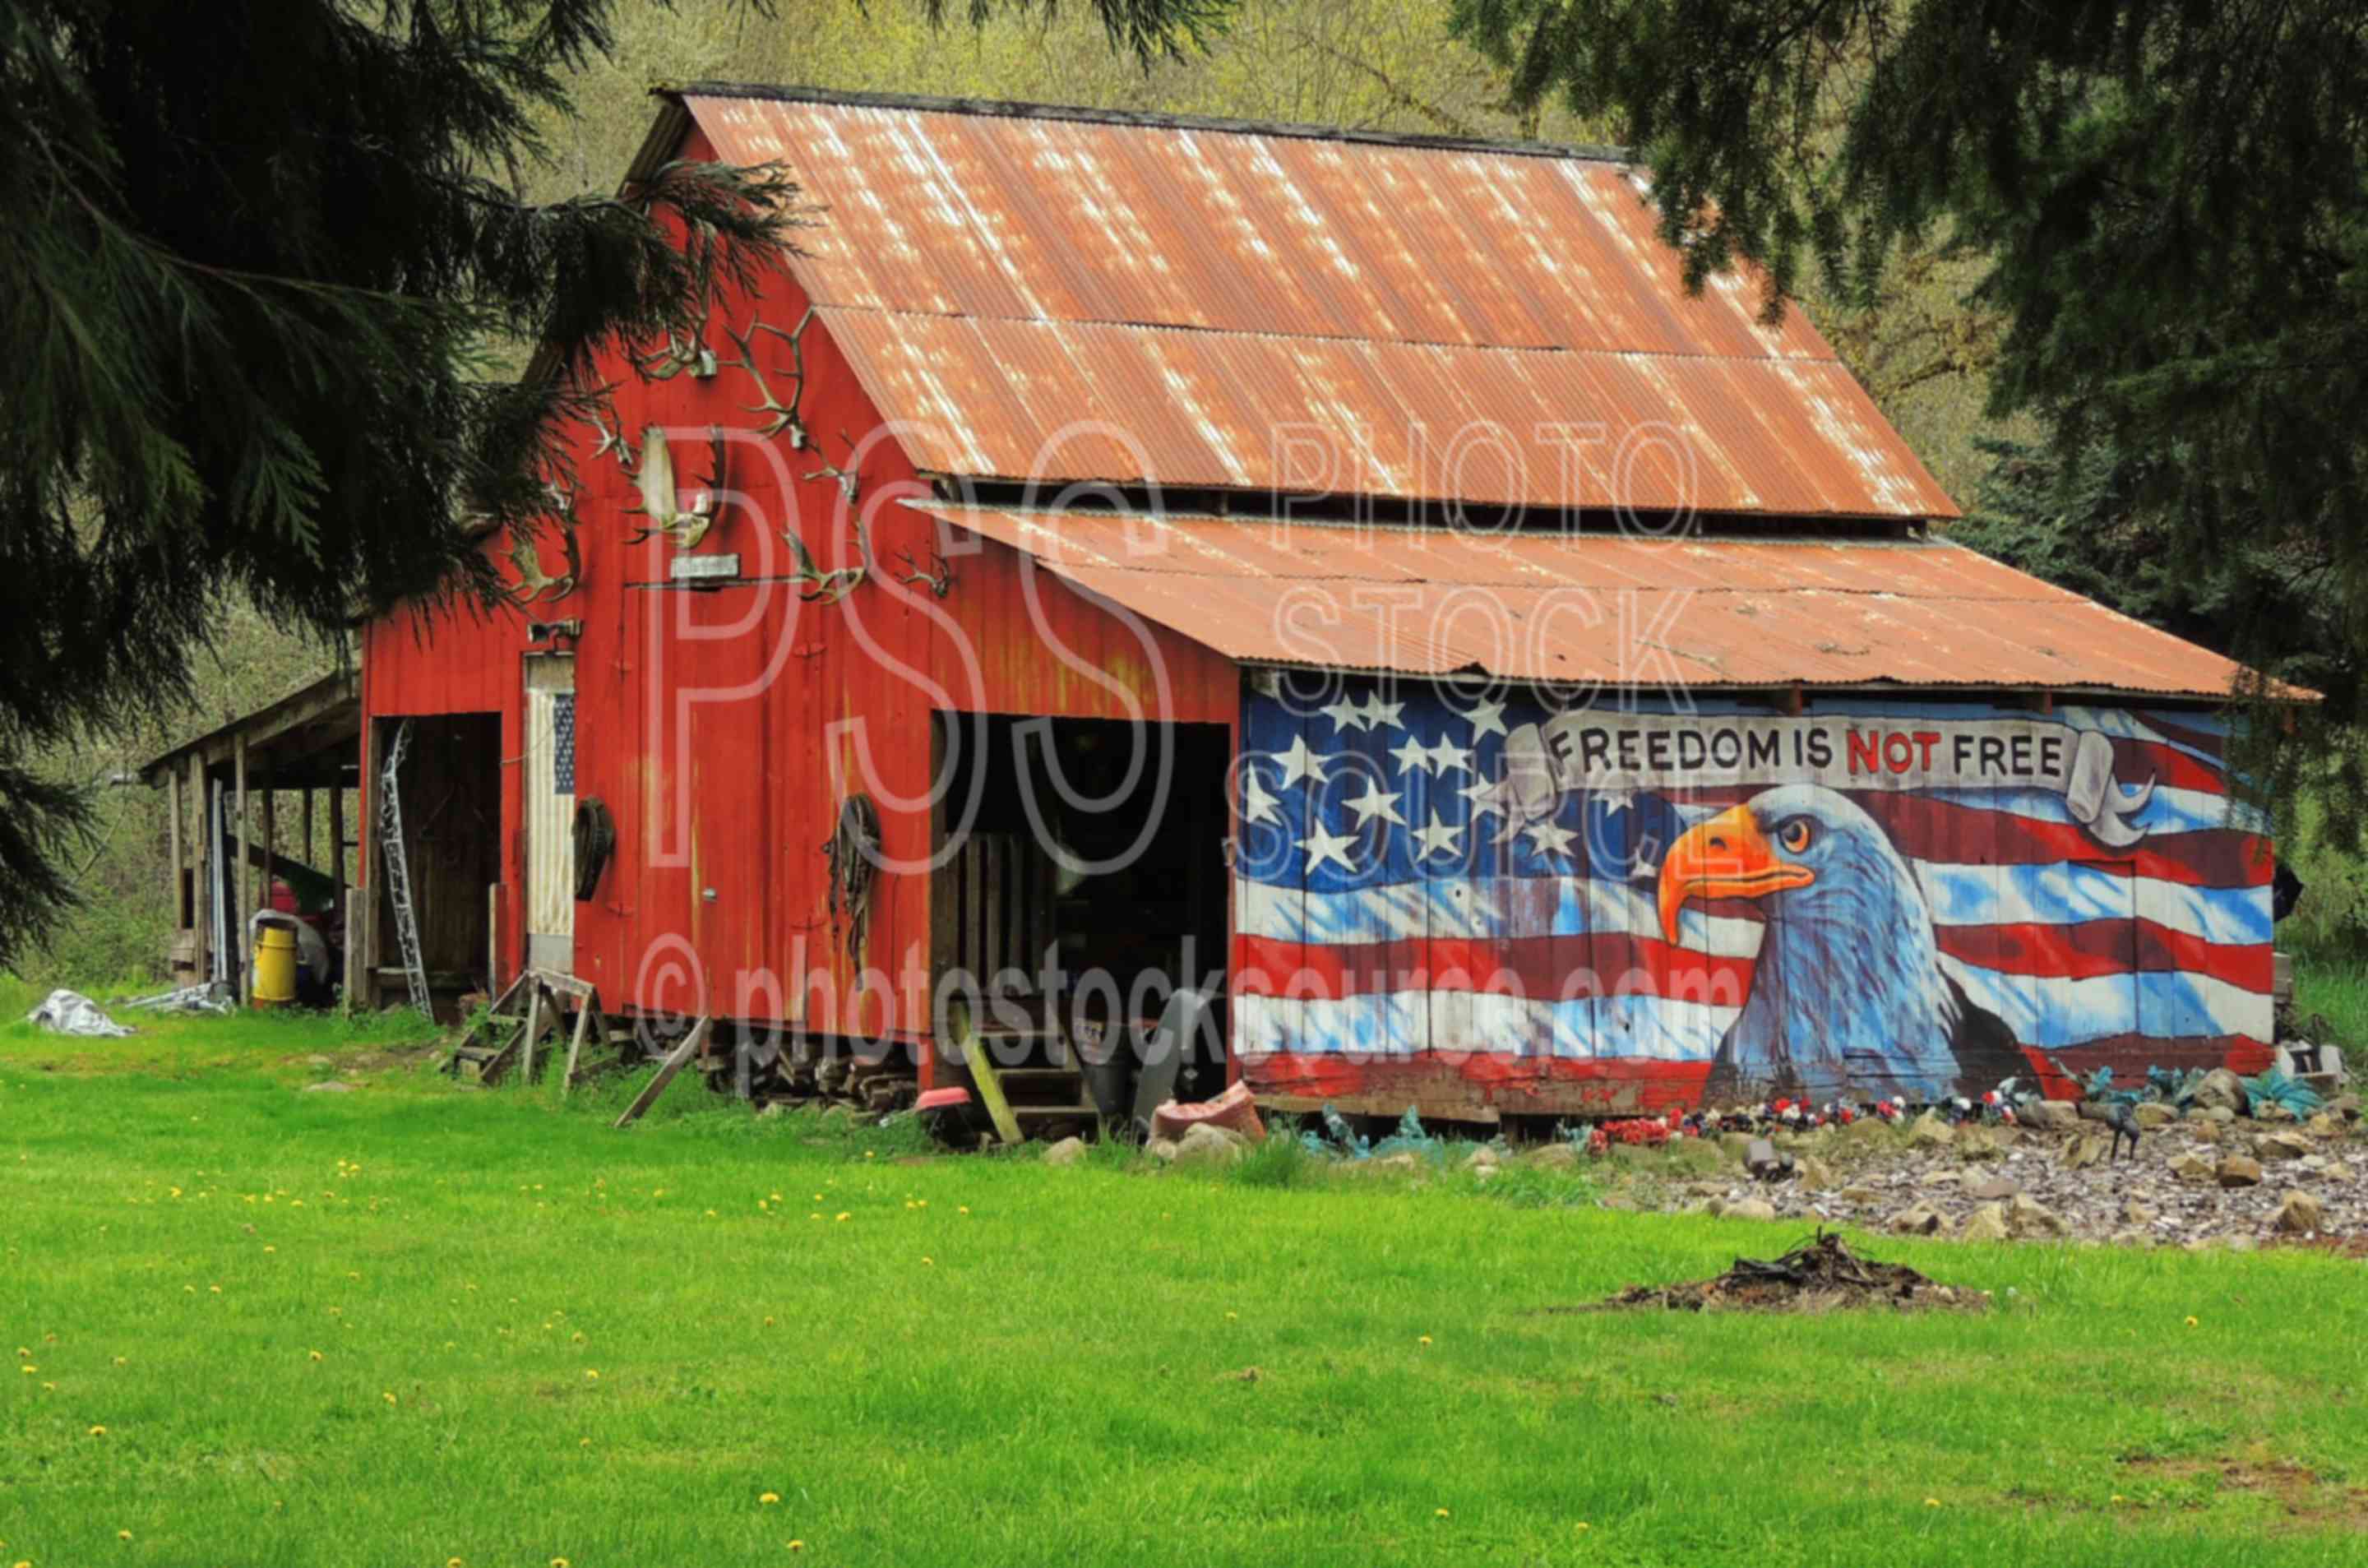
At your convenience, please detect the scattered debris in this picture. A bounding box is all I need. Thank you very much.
[1298,1104,1441,1162]
[1586,1233,1987,1315]
[1041,1136,1088,1167]
[1150,1080,1265,1145]
[24,990,133,1038]
[120,982,233,1015]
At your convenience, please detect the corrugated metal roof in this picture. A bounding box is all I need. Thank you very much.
[906,503,2259,699]
[682,87,1957,520]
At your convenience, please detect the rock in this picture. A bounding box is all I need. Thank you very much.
[1462,1145,1502,1170]
[302,1081,353,1094]
[1839,1185,1882,1205]
[2122,1200,2159,1227]
[2133,1103,2178,1130]
[2220,1235,2259,1254]
[2255,1131,2310,1163]
[1724,1198,1777,1222]
[1921,1168,1966,1188]
[2273,1190,2326,1234]
[1957,1126,2005,1160]
[1173,1124,1249,1166]
[1364,1151,1422,1173]
[2171,1152,2216,1183]
[1908,1115,1954,1149]
[2255,1101,2296,1123]
[2062,1135,2108,1171]
[2108,1229,2152,1248]
[2005,1194,2070,1239]
[2332,1092,2361,1122]
[1042,1136,1088,1167]
[2019,1100,2080,1134]
[1526,1143,1581,1169]
[2195,1119,2223,1145]
[1798,1155,1836,1192]
[1744,1137,1789,1178]
[2306,1113,2342,1140]
[1889,1204,1945,1236]
[1969,1175,2020,1202]
[2202,1105,2237,1123]
[2215,1154,2264,1188]
[1145,1137,1182,1163]
[1957,1203,2010,1243]
[2194,1068,2247,1115]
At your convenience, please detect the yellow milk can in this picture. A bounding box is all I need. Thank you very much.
[252,922,299,1006]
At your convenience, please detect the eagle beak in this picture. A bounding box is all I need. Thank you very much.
[1657,803,1815,943]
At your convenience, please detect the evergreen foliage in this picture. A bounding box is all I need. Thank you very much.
[1442,0,2368,835]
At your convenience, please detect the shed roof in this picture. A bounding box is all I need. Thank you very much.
[139,672,359,788]
[908,503,2261,700]
[676,85,1955,521]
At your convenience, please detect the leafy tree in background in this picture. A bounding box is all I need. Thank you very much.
[0,0,1215,969]
[1442,0,2368,833]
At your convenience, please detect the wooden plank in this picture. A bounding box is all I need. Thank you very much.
[519,983,543,1084]
[487,883,501,997]
[952,1001,1023,1147]
[562,992,602,1096]
[343,889,365,1013]
[328,785,346,923]
[190,756,210,982]
[166,769,183,927]
[613,1018,712,1129]
[234,733,251,995]
[528,968,596,1001]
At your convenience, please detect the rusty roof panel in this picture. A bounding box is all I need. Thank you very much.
[826,309,1955,516]
[686,90,1942,519]
[910,505,2259,699]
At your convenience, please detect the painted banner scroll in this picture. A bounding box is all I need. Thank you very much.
[1231,682,2275,1113]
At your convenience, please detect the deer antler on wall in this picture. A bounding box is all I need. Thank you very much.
[625,425,726,550]
[588,406,639,476]
[783,518,870,604]
[889,534,954,598]
[506,480,583,604]
[632,324,716,382]
[721,308,815,450]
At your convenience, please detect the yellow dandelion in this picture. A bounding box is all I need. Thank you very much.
[309,1351,324,1362]
[383,1392,397,1405]
[863,1150,875,1159]
[264,1246,276,1255]
[760,1492,781,1506]
[1924,1498,1940,1508]
[585,1370,599,1381]
[580,1437,591,1447]
[1576,1522,1591,1533]
[1418,1335,1433,1346]
[182,1286,195,1294]
[787,1542,806,1553]
[809,1214,822,1222]
[958,1205,970,1215]
[208,1284,221,1294]
[113,1357,126,1367]
[2111,1494,2126,1504]
[348,1272,360,1281]
[552,1559,570,1567]
[88,1425,106,1436]
[1435,1508,1450,1519]
[763,1316,775,1327]
[922,1257,934,1266]
[571,1331,585,1344]
[835,1213,851,1223]
[2185,1316,2199,1328]
[1224,1311,1238,1321]
[447,1558,465,1567]
[705,1210,718,1219]
[117,1531,131,1543]
[812,1194,824,1202]
[16,1366,31,1375]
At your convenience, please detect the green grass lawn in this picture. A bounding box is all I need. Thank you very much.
[5,983,2368,1567]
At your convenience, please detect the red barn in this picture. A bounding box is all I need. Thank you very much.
[349,85,2282,1126]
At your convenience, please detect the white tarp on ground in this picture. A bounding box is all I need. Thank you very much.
[25,989,134,1038]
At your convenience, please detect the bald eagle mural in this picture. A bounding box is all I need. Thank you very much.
[1657,784,2027,1103]
[1232,684,2278,1115]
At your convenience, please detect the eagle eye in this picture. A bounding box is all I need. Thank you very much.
[1777,817,1814,855]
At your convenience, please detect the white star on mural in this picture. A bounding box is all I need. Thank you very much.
[1300,822,1358,875]
[1595,789,1635,821]
[1319,695,1367,734]
[1412,809,1464,862]
[1360,691,1406,732]
[1343,779,1408,829]
[1239,766,1281,826]
[1464,699,1509,740]
[1459,774,1507,819]
[1522,817,1579,861]
[1428,736,1474,777]
[1389,733,1434,775]
[1277,734,1330,789]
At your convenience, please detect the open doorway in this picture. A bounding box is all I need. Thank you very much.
[930,712,1231,1126]
[370,712,501,1016]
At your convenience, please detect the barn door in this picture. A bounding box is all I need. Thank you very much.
[524,655,577,971]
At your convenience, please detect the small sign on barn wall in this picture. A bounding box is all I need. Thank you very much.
[1231,681,2273,1108]
[669,553,741,583]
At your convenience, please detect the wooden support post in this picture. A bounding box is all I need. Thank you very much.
[166,768,184,930]
[613,1018,711,1129]
[234,734,251,996]
[329,785,346,917]
[562,992,601,1098]
[487,883,501,997]
[951,1001,1022,1147]
[190,757,210,982]
[261,784,278,911]
[343,889,366,1014]
[519,983,543,1084]
[301,789,315,877]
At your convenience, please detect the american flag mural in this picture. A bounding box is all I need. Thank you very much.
[1231,680,2275,1113]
